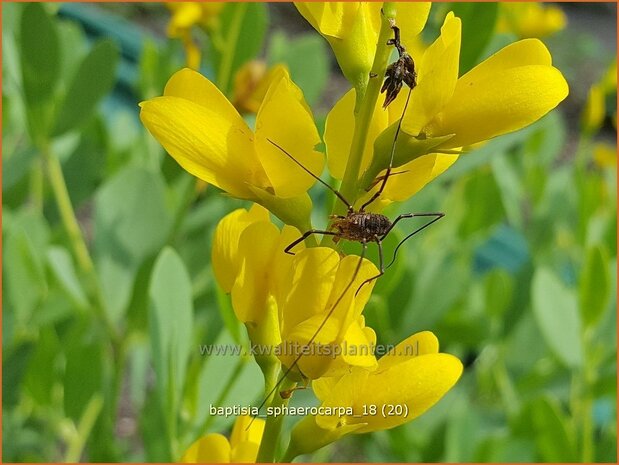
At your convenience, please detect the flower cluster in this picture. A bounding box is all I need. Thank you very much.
[140,2,570,461]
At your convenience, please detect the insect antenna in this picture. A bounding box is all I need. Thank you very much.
[266,138,354,212]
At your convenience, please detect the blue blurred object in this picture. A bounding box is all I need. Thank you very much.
[58,3,158,106]
[474,224,530,274]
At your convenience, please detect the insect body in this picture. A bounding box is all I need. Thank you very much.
[330,212,392,244]
[381,24,417,107]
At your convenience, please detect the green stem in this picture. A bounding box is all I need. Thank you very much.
[44,146,94,275]
[42,144,120,345]
[334,3,398,216]
[64,394,104,462]
[217,2,248,96]
[256,376,296,463]
[578,329,596,462]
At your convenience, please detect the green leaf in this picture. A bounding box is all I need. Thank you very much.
[579,245,611,328]
[52,39,119,136]
[4,223,48,323]
[484,269,514,318]
[459,168,505,237]
[24,327,61,406]
[149,247,194,425]
[194,332,262,433]
[19,2,60,142]
[94,166,172,322]
[450,2,499,74]
[531,268,583,368]
[47,246,89,309]
[491,153,524,229]
[63,342,103,422]
[211,2,268,95]
[530,396,578,462]
[268,32,328,106]
[2,147,37,192]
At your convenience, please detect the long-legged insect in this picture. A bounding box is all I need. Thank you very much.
[250,21,444,423]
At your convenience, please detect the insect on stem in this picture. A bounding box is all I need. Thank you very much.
[248,22,446,426]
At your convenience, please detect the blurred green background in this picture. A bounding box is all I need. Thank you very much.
[2,2,617,462]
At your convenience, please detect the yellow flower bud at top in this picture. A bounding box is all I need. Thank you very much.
[295,2,430,90]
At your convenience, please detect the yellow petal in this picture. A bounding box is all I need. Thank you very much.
[396,2,432,50]
[581,83,605,135]
[362,153,459,205]
[164,68,245,124]
[354,353,463,433]
[182,38,201,70]
[403,12,461,135]
[279,248,340,333]
[428,65,569,148]
[326,255,378,337]
[281,313,343,379]
[324,88,388,180]
[458,39,552,89]
[340,319,378,369]
[167,3,202,37]
[181,433,231,463]
[231,221,281,323]
[230,415,265,449]
[270,224,304,301]
[296,2,381,88]
[312,376,340,402]
[212,205,270,292]
[315,368,370,430]
[295,2,349,38]
[377,330,438,372]
[139,96,261,199]
[255,68,324,198]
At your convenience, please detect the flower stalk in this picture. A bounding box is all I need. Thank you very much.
[256,375,296,463]
[335,3,397,216]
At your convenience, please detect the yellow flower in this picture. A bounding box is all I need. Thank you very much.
[581,59,617,135]
[140,67,323,227]
[166,2,224,36]
[232,61,289,114]
[582,83,606,135]
[276,249,378,379]
[327,13,569,208]
[295,2,430,89]
[498,2,567,39]
[212,205,379,379]
[181,415,264,463]
[166,2,224,69]
[285,331,462,458]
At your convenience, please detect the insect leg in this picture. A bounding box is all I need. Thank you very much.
[284,230,339,255]
[355,236,384,296]
[385,213,445,269]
